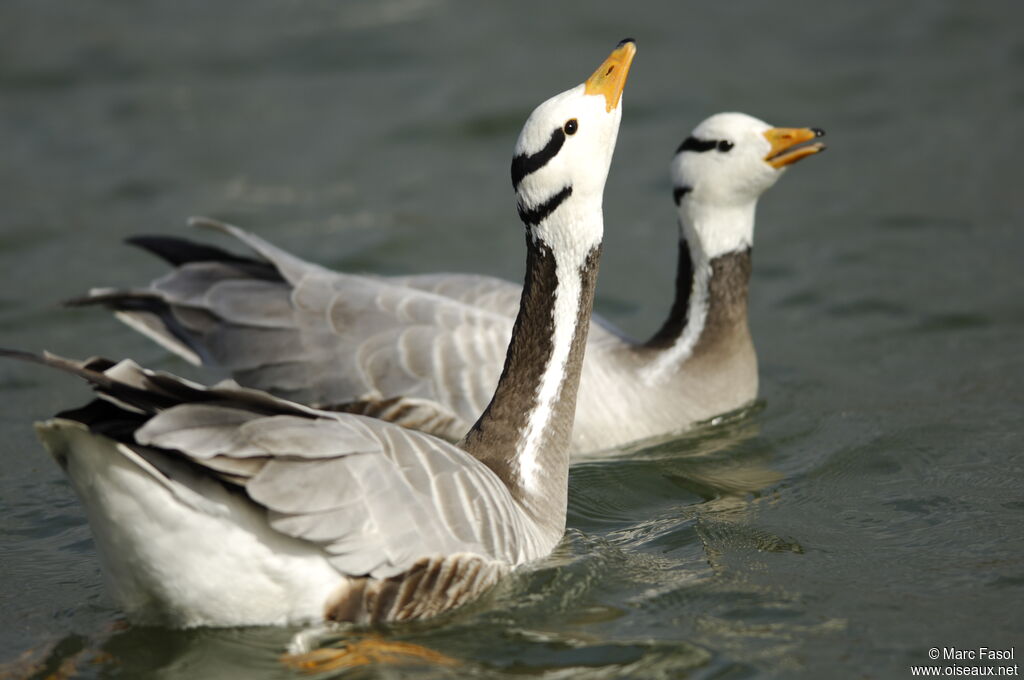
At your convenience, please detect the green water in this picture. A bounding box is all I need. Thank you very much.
[1,1,1022,677]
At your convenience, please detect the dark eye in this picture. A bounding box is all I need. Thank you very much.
[563,119,579,135]
[717,140,734,152]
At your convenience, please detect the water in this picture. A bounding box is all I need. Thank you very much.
[1,1,1022,677]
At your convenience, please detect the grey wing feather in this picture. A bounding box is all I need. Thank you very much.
[10,350,546,582]
[385,272,524,316]
[190,217,333,284]
[76,219,519,429]
[389,272,625,343]
[133,399,540,579]
[334,395,469,442]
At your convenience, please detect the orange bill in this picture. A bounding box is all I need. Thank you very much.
[763,127,826,169]
[584,39,637,112]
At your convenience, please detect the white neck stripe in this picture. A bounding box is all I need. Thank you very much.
[517,247,589,495]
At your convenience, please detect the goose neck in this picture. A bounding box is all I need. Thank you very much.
[460,215,602,533]
[641,199,756,375]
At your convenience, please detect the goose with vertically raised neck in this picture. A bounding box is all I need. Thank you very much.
[3,39,635,627]
[74,112,823,454]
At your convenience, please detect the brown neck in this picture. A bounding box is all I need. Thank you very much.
[691,248,752,359]
[641,234,752,358]
[460,236,600,524]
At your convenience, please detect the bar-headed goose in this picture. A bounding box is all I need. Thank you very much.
[4,39,635,627]
[75,113,822,455]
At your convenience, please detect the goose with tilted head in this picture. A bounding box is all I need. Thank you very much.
[3,39,635,627]
[72,113,823,455]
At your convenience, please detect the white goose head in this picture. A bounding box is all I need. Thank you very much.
[671,112,825,258]
[511,39,636,255]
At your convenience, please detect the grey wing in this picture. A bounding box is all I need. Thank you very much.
[72,219,517,426]
[388,270,627,346]
[383,272,631,349]
[286,267,514,424]
[133,402,542,579]
[333,395,469,443]
[385,272,524,316]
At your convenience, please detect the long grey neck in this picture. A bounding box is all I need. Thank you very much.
[640,204,754,373]
[460,234,601,534]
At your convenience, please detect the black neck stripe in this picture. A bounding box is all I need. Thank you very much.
[517,185,573,227]
[676,136,717,154]
[673,185,692,205]
[511,128,566,189]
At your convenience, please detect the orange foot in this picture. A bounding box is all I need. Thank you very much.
[282,636,459,673]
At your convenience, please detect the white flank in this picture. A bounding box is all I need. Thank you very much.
[37,419,342,627]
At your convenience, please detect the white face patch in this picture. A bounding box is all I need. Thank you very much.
[513,86,622,258]
[670,112,783,260]
[515,86,623,198]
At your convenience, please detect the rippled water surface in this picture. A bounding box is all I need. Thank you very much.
[1,1,1022,678]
